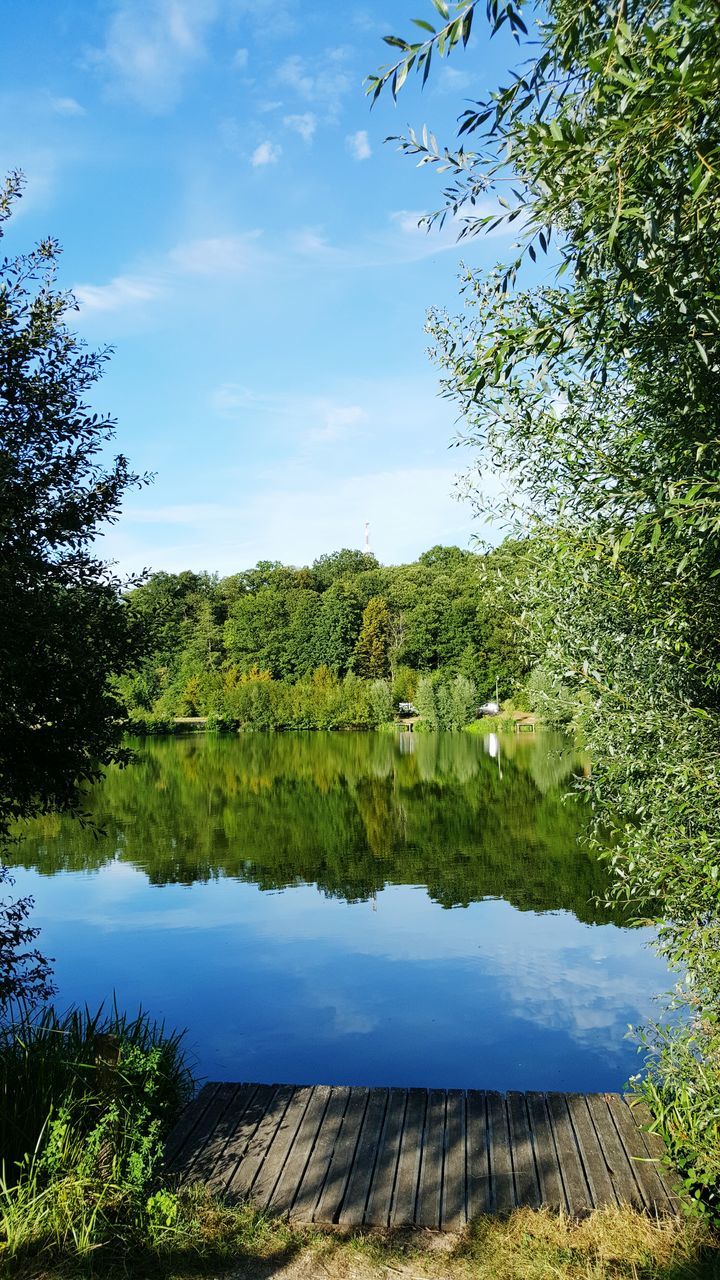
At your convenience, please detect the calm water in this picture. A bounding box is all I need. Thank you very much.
[9,731,668,1090]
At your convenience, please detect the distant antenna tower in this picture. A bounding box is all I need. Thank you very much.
[363,521,373,556]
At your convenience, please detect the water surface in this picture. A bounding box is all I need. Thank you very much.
[10,731,668,1090]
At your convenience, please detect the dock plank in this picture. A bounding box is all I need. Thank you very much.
[466,1091,491,1219]
[487,1092,514,1213]
[391,1089,427,1227]
[269,1086,331,1218]
[546,1093,593,1215]
[292,1088,350,1222]
[627,1098,681,1214]
[442,1090,467,1231]
[416,1090,446,1228]
[586,1094,644,1210]
[364,1089,407,1227]
[566,1093,617,1210]
[165,1083,219,1171]
[315,1088,369,1224]
[606,1095,671,1214]
[508,1092,540,1209]
[527,1092,565,1211]
[339,1089,389,1226]
[225,1085,294,1201]
[252,1086,314,1210]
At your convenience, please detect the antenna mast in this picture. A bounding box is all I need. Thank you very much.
[364,521,372,556]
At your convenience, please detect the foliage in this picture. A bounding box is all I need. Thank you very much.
[0,173,144,1007]
[370,0,720,1213]
[0,1004,191,1265]
[117,543,532,728]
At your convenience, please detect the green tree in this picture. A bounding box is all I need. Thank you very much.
[0,173,144,1005]
[353,596,391,679]
[370,0,720,1207]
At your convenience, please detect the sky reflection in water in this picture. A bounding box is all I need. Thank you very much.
[11,731,669,1090]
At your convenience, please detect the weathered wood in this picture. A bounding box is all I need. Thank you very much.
[526,1092,565,1211]
[338,1089,389,1226]
[292,1087,350,1222]
[487,1091,514,1213]
[167,1084,680,1229]
[627,1098,681,1214]
[268,1086,331,1218]
[252,1086,314,1210]
[442,1090,467,1231]
[508,1092,541,1209]
[364,1089,407,1227]
[315,1088,369,1223]
[165,1083,218,1171]
[466,1091,491,1219]
[416,1090,446,1228]
[546,1093,593,1215]
[390,1089,427,1227]
[606,1095,672,1214]
[225,1085,294,1200]
[184,1083,257,1184]
[586,1094,643,1209]
[565,1093,617,1210]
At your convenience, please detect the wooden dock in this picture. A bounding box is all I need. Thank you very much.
[166,1083,679,1229]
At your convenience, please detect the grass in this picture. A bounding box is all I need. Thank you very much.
[2,1188,719,1280]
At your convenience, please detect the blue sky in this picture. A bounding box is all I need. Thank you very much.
[1,0,522,576]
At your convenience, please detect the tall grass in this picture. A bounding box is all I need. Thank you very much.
[0,1004,192,1263]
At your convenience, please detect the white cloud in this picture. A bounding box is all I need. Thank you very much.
[210,385,365,443]
[232,46,249,69]
[89,0,223,112]
[276,49,352,118]
[346,129,371,161]
[74,230,265,315]
[51,96,86,116]
[168,232,264,275]
[73,274,164,312]
[283,112,316,143]
[251,140,281,167]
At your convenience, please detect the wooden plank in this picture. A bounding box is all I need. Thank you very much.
[225,1085,294,1200]
[565,1093,617,1210]
[442,1089,467,1231]
[546,1093,593,1215]
[487,1092,514,1213]
[338,1089,389,1226]
[184,1083,258,1184]
[165,1083,218,1171]
[252,1086,314,1210]
[507,1092,541,1209]
[466,1091,491,1219]
[526,1092,566,1211]
[607,1095,673,1214]
[268,1086,331,1217]
[314,1088,369,1224]
[627,1098,681,1214]
[292,1088,350,1222]
[585,1094,644,1209]
[416,1090,446,1228]
[364,1089,407,1227]
[171,1083,238,1180]
[390,1089,427,1227]
[206,1083,275,1196]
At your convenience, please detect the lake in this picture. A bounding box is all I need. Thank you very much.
[9,730,669,1091]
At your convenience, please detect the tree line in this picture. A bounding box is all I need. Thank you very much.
[114,541,529,731]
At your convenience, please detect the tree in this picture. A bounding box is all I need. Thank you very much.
[353,596,391,679]
[0,172,144,1006]
[369,0,720,1206]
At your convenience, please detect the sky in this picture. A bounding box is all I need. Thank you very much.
[1,0,524,577]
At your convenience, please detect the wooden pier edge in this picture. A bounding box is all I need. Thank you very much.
[165,1084,681,1231]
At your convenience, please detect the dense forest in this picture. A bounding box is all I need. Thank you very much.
[115,541,529,731]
